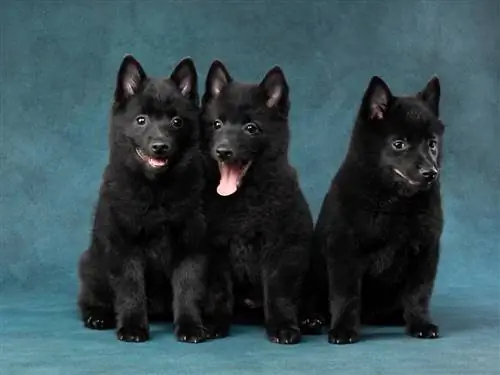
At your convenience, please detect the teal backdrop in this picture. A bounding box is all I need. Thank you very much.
[1,1,499,374]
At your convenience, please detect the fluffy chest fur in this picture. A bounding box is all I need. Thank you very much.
[95,164,202,261]
[355,197,442,279]
[206,186,275,284]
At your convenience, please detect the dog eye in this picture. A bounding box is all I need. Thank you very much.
[392,140,407,151]
[171,116,183,128]
[136,115,147,126]
[428,139,438,150]
[244,123,260,135]
[213,119,223,130]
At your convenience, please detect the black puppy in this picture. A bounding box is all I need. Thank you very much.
[315,76,445,344]
[200,61,314,344]
[78,55,209,343]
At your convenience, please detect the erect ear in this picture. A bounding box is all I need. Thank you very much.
[259,66,289,112]
[361,76,393,121]
[417,76,440,117]
[205,60,232,99]
[170,57,198,101]
[114,55,147,102]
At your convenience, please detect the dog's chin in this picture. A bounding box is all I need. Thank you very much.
[216,159,253,197]
[136,148,169,171]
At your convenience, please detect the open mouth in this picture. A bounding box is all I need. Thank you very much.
[217,161,253,196]
[136,148,168,169]
[393,168,420,186]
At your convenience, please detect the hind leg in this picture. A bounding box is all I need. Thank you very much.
[299,275,328,335]
[79,287,116,330]
[300,315,326,335]
[78,249,115,330]
[299,296,327,335]
[299,244,328,335]
[202,253,234,339]
[204,268,234,339]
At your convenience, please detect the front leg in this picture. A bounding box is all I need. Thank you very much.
[262,261,302,345]
[172,255,209,343]
[111,258,149,343]
[327,253,363,345]
[402,242,440,339]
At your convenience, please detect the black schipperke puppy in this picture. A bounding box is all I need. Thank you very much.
[314,76,445,344]
[78,55,210,343]
[199,61,314,344]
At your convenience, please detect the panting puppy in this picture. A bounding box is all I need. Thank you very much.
[200,61,315,344]
[314,76,445,344]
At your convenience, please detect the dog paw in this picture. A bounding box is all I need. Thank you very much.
[300,315,325,335]
[117,325,149,343]
[175,324,209,344]
[266,325,301,345]
[407,322,439,339]
[328,327,359,345]
[84,312,115,330]
[206,323,230,340]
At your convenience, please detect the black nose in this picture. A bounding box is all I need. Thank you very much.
[150,142,169,156]
[419,167,438,182]
[215,146,233,161]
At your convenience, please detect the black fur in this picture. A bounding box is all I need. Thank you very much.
[77,55,210,343]
[314,76,445,344]
[199,61,314,344]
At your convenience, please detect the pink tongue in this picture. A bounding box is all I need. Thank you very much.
[217,164,242,196]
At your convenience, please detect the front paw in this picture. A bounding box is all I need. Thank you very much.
[407,322,439,339]
[117,325,149,343]
[266,325,301,345]
[328,326,359,345]
[175,323,209,344]
[83,311,115,330]
[300,314,325,335]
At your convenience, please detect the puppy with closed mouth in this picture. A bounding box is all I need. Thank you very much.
[200,61,315,344]
[313,75,445,344]
[78,55,210,344]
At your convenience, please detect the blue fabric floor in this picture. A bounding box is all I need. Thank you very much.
[1,288,499,375]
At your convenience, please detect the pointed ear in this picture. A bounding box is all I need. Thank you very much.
[170,57,198,101]
[361,76,393,121]
[205,60,232,99]
[259,66,289,112]
[417,76,440,117]
[115,55,147,102]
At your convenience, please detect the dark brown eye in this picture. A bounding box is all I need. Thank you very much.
[171,116,183,128]
[213,119,223,130]
[392,140,407,151]
[244,122,260,135]
[136,115,147,126]
[428,139,438,150]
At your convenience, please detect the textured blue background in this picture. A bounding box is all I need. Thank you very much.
[1,1,499,374]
